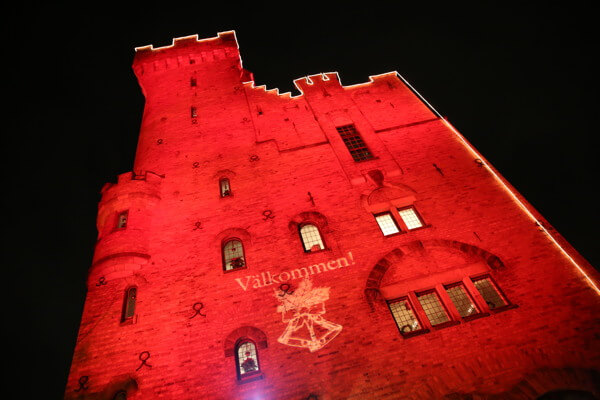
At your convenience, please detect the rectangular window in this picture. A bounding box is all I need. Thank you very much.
[445,283,480,318]
[190,77,197,87]
[388,298,422,335]
[398,207,424,230]
[117,211,128,229]
[336,124,374,162]
[416,291,450,326]
[191,107,197,118]
[375,213,400,236]
[472,276,507,310]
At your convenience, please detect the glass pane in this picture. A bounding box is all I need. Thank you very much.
[398,207,423,230]
[237,342,259,375]
[417,291,450,326]
[224,240,245,270]
[300,225,325,251]
[124,288,136,319]
[473,277,507,309]
[220,179,231,196]
[375,213,400,236]
[446,284,479,317]
[389,299,421,334]
[336,124,374,162]
[118,212,128,228]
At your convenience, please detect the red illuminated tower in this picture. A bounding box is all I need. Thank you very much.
[65,31,600,400]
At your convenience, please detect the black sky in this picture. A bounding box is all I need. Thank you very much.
[5,3,598,399]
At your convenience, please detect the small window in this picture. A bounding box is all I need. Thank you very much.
[191,107,197,118]
[235,340,260,379]
[121,287,137,322]
[472,276,507,309]
[397,207,424,230]
[299,224,325,252]
[445,283,480,318]
[416,290,450,326]
[117,211,128,229]
[190,77,197,87]
[375,212,400,236]
[220,178,232,197]
[388,298,423,336]
[223,239,245,271]
[112,391,127,400]
[336,124,374,162]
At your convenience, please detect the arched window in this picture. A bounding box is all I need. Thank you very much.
[219,178,232,197]
[223,239,245,271]
[235,340,260,379]
[112,391,127,400]
[121,287,137,322]
[299,224,325,252]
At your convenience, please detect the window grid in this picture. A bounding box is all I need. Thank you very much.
[473,277,507,309]
[336,124,374,162]
[417,291,450,326]
[445,284,479,317]
[375,213,400,236]
[223,240,245,271]
[388,298,422,334]
[237,341,259,376]
[300,224,325,252]
[398,207,423,230]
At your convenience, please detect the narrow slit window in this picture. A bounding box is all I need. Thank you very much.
[191,106,197,118]
[121,287,137,322]
[220,178,231,197]
[398,207,424,230]
[190,77,197,87]
[417,291,450,326]
[117,211,128,229]
[472,276,507,309]
[336,124,374,162]
[375,213,400,236]
[223,239,245,271]
[299,224,325,252]
[236,340,260,379]
[112,391,127,400]
[445,283,480,317]
[388,298,422,335]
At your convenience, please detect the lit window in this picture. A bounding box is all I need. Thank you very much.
[397,207,424,230]
[336,124,374,162]
[416,291,450,326]
[445,283,479,317]
[299,224,325,252]
[223,239,245,271]
[121,287,137,322]
[472,276,507,309]
[375,213,400,236]
[220,178,232,197]
[117,211,128,229]
[236,340,260,379]
[388,298,422,335]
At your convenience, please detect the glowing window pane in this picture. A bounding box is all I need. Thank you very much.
[473,277,507,309]
[237,341,259,376]
[300,224,325,252]
[388,298,422,334]
[375,213,400,236]
[417,291,450,326]
[445,284,479,317]
[223,240,245,271]
[398,207,423,230]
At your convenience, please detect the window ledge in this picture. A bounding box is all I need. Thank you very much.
[462,312,490,322]
[431,320,461,330]
[490,303,518,314]
[406,224,432,233]
[400,328,430,339]
[304,248,330,254]
[224,266,248,274]
[237,372,264,384]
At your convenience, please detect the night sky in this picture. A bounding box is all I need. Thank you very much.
[5,4,597,399]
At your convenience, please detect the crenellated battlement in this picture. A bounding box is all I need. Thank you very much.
[100,170,162,207]
[293,72,342,95]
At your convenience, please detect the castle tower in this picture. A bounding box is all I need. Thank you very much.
[65,31,600,400]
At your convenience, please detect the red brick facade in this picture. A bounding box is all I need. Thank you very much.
[65,31,600,400]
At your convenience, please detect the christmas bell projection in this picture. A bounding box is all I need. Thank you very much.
[65,31,600,400]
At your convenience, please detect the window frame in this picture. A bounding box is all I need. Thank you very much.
[234,339,262,382]
[335,124,374,162]
[443,282,485,321]
[374,212,402,237]
[470,274,512,312]
[115,210,129,230]
[219,178,232,198]
[387,296,428,338]
[222,238,247,273]
[415,289,454,328]
[298,223,326,253]
[396,206,426,231]
[120,286,137,324]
